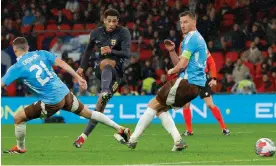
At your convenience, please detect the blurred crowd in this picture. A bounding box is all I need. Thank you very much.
[1,0,276,97]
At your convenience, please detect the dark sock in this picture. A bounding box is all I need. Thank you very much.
[101,65,114,92]
[83,120,98,136]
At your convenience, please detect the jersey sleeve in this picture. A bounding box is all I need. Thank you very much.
[40,50,57,66]
[181,34,197,60]
[2,64,22,86]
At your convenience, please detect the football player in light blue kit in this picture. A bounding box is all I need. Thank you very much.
[120,11,207,151]
[1,37,130,154]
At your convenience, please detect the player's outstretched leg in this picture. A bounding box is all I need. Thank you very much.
[73,80,119,148]
[158,111,187,151]
[73,94,107,148]
[76,105,131,146]
[204,96,230,135]
[3,110,27,154]
[182,103,193,136]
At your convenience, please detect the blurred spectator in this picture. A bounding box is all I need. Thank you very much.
[151,74,167,94]
[232,58,250,83]
[124,56,142,86]
[71,13,83,25]
[254,36,266,51]
[241,41,262,64]
[55,10,69,25]
[142,60,156,79]
[221,74,235,92]
[168,29,180,47]
[231,73,256,94]
[266,19,276,45]
[65,0,80,13]
[130,23,141,40]
[144,26,154,38]
[267,46,276,62]
[34,10,46,25]
[22,10,35,25]
[40,3,51,20]
[207,40,217,52]
[219,57,234,75]
[257,74,275,92]
[230,24,246,51]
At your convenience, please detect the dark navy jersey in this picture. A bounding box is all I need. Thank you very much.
[80,26,131,75]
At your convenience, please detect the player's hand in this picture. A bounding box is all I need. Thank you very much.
[76,68,84,77]
[164,39,175,52]
[208,79,217,87]
[78,77,88,90]
[167,68,176,75]
[101,46,112,55]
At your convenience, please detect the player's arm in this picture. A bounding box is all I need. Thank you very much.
[79,30,97,71]
[167,50,190,75]
[110,29,131,58]
[1,65,21,88]
[54,58,87,89]
[164,39,179,66]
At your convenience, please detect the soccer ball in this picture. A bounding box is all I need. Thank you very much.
[255,138,276,157]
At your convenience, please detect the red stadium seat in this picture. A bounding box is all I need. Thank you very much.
[86,24,96,31]
[211,52,225,72]
[36,34,45,50]
[57,24,71,36]
[243,61,255,78]
[155,69,165,79]
[139,49,152,60]
[245,40,251,48]
[223,13,235,20]
[127,22,134,29]
[159,43,166,51]
[225,51,239,62]
[20,25,32,34]
[62,9,73,20]
[131,43,137,52]
[181,0,189,6]
[33,24,44,33]
[49,37,58,49]
[143,39,151,45]
[45,24,58,37]
[71,24,85,36]
[262,51,268,57]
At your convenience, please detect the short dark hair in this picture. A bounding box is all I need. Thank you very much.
[104,8,120,19]
[13,37,28,50]
[179,11,196,20]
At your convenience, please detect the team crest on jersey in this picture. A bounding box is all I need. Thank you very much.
[111,39,116,46]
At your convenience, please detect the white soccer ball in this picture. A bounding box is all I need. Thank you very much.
[255,138,276,157]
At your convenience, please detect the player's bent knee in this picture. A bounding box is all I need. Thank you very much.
[100,59,116,71]
[13,111,26,124]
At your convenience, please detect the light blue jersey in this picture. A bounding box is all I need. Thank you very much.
[2,50,69,104]
[179,30,207,87]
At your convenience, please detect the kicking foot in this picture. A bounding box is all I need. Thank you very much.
[73,135,85,148]
[222,128,230,136]
[182,131,194,136]
[101,91,112,102]
[172,139,188,152]
[3,145,26,154]
[114,128,131,144]
[127,141,137,149]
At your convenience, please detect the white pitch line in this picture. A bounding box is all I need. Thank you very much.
[151,158,275,165]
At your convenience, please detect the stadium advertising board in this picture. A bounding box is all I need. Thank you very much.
[1,94,276,124]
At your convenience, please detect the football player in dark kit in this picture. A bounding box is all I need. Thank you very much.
[73,8,131,148]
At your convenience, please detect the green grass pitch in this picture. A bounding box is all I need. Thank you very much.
[1,124,276,165]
